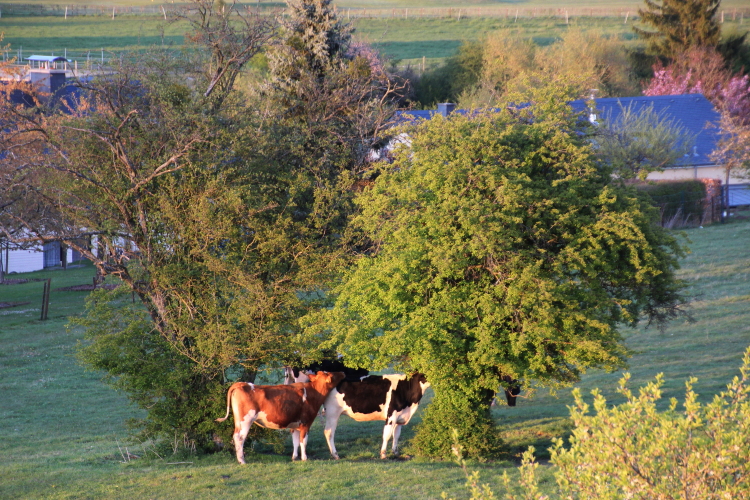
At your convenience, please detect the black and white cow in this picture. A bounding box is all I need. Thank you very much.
[285,361,430,459]
[496,375,522,407]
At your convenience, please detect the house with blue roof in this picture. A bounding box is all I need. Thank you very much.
[397,95,747,205]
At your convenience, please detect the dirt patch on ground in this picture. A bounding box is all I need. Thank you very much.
[0,301,31,309]
[0,278,46,285]
[54,284,119,292]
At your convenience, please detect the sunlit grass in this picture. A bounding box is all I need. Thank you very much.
[2,213,749,497]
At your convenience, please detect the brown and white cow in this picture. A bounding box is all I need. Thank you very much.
[216,371,345,463]
[288,366,430,459]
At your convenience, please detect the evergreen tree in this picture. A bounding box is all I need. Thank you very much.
[268,0,353,99]
[634,0,721,58]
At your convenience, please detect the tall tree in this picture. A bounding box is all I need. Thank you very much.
[307,99,687,459]
[634,0,721,58]
[1,0,402,452]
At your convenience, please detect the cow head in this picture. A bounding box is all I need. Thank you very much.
[308,371,346,392]
[410,373,430,399]
[284,366,309,384]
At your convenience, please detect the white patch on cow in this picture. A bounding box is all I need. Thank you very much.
[387,401,420,426]
[302,388,307,403]
[240,409,257,429]
[246,382,255,390]
[381,374,407,418]
[253,410,285,430]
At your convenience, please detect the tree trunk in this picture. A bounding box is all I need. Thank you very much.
[60,242,67,269]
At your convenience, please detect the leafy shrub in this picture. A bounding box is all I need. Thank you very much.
[74,286,283,455]
[411,389,503,460]
[635,180,707,227]
[495,346,750,500]
[413,41,484,107]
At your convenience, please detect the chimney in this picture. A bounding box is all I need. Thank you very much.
[437,102,456,117]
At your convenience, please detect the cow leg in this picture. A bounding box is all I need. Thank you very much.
[297,427,309,461]
[291,428,310,461]
[301,429,309,461]
[291,429,300,461]
[380,422,396,459]
[323,408,344,459]
[391,424,403,457]
[234,410,257,464]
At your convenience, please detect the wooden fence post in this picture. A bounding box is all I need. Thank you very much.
[40,278,51,321]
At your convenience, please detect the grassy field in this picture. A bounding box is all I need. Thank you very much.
[1,15,747,66]
[1,1,748,65]
[1,210,749,499]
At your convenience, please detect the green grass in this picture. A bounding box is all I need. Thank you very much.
[1,6,747,64]
[2,211,750,498]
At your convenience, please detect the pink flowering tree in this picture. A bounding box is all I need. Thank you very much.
[644,67,701,96]
[643,47,750,123]
[644,47,750,182]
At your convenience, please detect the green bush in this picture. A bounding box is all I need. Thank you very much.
[494,346,750,500]
[74,286,283,455]
[635,180,707,226]
[413,41,483,107]
[411,388,503,460]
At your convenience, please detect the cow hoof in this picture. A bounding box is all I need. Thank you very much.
[332,454,340,460]
[380,453,387,459]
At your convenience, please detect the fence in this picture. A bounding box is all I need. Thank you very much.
[727,183,750,207]
[0,3,748,21]
[0,3,286,18]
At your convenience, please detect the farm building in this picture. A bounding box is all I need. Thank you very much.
[0,241,83,275]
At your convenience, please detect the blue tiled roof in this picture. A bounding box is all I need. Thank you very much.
[400,94,722,167]
[570,94,721,167]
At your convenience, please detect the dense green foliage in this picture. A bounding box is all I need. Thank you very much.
[0,0,396,451]
[634,0,721,58]
[310,96,688,458]
[411,28,640,108]
[636,180,708,226]
[497,348,750,500]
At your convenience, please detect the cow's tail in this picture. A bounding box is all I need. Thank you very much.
[215,384,235,423]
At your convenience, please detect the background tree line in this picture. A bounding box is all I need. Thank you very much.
[409,0,750,110]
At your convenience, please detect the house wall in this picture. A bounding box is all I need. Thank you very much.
[1,246,75,274]
[2,246,44,274]
[646,165,748,184]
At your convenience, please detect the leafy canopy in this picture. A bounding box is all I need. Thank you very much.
[309,99,687,458]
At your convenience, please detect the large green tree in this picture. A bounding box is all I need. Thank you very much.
[309,101,687,458]
[634,0,721,58]
[0,0,394,451]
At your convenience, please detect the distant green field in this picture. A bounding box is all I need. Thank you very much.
[1,0,749,9]
[2,11,747,66]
